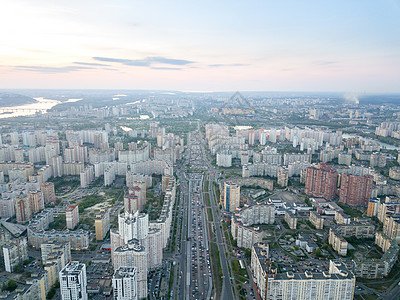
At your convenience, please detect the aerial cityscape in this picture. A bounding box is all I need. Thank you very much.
[1,1,400,300]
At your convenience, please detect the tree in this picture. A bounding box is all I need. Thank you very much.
[315,248,322,257]
[14,264,23,273]
[47,287,56,299]
[244,249,251,257]
[6,280,17,292]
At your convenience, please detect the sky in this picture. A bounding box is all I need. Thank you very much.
[0,0,399,92]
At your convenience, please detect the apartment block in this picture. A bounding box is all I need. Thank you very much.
[112,266,138,300]
[60,261,88,300]
[309,211,324,229]
[304,163,337,200]
[66,204,79,229]
[3,237,28,272]
[339,174,373,207]
[223,182,241,212]
[95,209,110,241]
[284,211,297,230]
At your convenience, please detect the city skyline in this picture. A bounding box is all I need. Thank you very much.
[1,0,399,92]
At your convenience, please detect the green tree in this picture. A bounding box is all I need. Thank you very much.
[315,248,322,257]
[6,280,17,292]
[47,287,56,299]
[14,264,23,273]
[244,249,251,257]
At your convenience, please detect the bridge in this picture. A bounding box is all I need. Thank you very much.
[0,108,48,114]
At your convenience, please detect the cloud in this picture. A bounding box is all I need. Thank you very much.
[151,67,182,70]
[208,63,249,67]
[147,57,194,65]
[14,65,95,73]
[93,57,150,66]
[74,61,110,67]
[92,56,194,67]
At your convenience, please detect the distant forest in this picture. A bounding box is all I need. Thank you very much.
[0,93,37,107]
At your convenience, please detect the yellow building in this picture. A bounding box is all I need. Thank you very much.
[367,198,380,217]
[95,209,110,241]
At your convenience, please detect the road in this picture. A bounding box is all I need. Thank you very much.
[173,131,212,300]
[193,128,236,300]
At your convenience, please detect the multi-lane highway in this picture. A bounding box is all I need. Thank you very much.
[172,127,237,300]
[174,131,212,300]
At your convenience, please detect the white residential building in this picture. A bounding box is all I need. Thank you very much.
[59,261,88,300]
[112,266,138,300]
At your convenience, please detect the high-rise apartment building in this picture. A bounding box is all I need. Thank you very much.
[148,227,162,269]
[3,237,28,272]
[66,204,79,229]
[15,194,31,223]
[249,130,255,146]
[113,239,147,300]
[59,261,88,300]
[124,182,146,213]
[338,153,352,166]
[339,174,373,206]
[0,196,15,218]
[223,182,240,212]
[41,241,71,265]
[277,167,289,187]
[29,190,44,214]
[112,266,138,300]
[305,163,337,200]
[41,182,56,204]
[95,209,110,241]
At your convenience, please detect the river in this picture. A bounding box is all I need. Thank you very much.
[0,97,82,119]
[343,133,400,151]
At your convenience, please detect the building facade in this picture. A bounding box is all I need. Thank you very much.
[59,261,88,300]
[112,266,138,300]
[305,163,337,200]
[339,174,373,207]
[223,182,240,212]
[66,204,79,229]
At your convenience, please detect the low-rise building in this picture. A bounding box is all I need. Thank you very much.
[329,228,349,256]
[335,211,351,225]
[336,232,399,279]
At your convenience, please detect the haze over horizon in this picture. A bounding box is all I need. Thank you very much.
[1,0,399,93]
